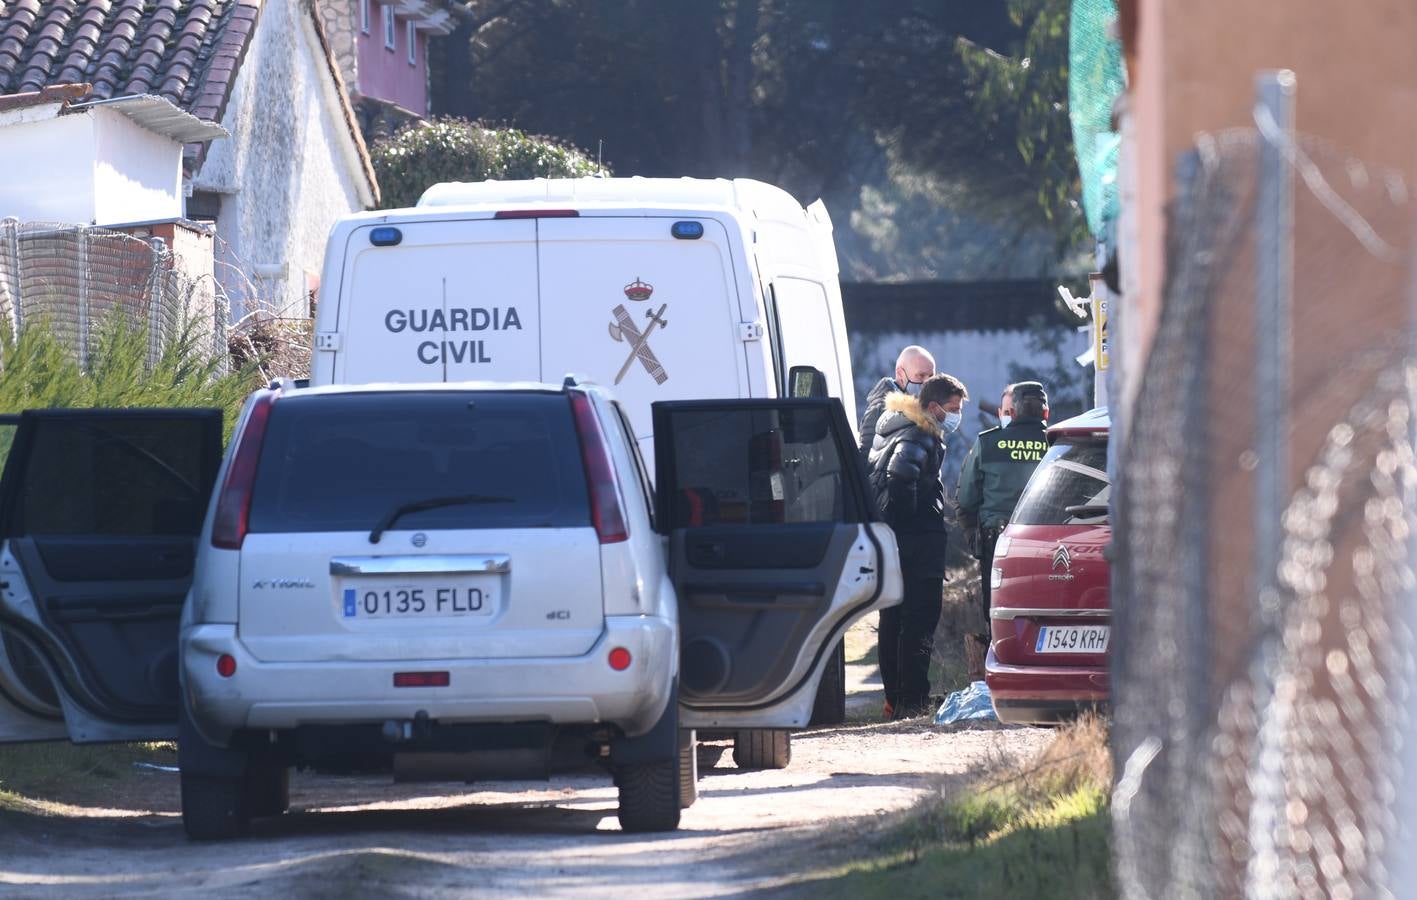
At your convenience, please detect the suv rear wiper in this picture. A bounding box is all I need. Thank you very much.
[1064,503,1109,519]
[369,494,514,544]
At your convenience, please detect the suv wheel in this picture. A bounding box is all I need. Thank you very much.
[678,729,698,809]
[181,772,248,840]
[732,729,791,770]
[244,758,290,818]
[615,757,682,832]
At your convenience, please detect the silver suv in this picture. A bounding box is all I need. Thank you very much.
[0,380,901,837]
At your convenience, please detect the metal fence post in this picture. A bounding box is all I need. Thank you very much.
[7,218,23,335]
[77,226,89,369]
[148,237,167,370]
[1247,68,1296,897]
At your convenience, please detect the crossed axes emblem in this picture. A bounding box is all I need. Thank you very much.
[608,303,669,385]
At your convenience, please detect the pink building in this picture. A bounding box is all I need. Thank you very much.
[320,0,460,138]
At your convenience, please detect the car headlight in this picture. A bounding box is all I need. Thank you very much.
[993,535,1011,559]
[990,567,1003,590]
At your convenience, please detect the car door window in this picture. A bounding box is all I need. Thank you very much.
[9,416,214,536]
[658,405,856,529]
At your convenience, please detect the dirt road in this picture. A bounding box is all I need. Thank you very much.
[0,623,1047,899]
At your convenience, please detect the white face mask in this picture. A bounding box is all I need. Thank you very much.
[940,410,962,434]
[999,414,1012,428]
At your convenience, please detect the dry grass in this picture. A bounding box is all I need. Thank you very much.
[805,714,1115,899]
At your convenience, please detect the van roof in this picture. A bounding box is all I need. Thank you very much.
[414,176,807,221]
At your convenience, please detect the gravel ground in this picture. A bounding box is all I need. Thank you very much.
[0,615,1048,899]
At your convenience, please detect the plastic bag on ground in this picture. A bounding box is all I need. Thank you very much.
[934,680,997,724]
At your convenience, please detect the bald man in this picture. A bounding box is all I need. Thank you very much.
[858,345,936,462]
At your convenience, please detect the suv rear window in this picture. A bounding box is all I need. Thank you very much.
[1010,439,1110,526]
[246,392,590,534]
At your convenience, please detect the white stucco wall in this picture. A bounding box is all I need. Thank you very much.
[194,0,369,318]
[0,112,98,223]
[0,106,184,226]
[91,108,184,225]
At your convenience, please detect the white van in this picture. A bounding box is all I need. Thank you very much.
[311,177,860,727]
[310,177,859,457]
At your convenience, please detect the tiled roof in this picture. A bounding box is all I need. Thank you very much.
[0,0,259,125]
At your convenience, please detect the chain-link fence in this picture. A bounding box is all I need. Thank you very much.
[0,218,229,370]
[1112,112,1417,897]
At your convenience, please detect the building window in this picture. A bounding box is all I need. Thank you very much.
[407,21,417,65]
[383,5,395,50]
[360,0,369,33]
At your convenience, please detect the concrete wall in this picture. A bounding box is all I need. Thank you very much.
[91,108,184,226]
[357,5,427,113]
[194,0,369,318]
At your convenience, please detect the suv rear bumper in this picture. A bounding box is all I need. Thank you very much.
[181,615,676,746]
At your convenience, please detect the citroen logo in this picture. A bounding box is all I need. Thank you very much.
[1052,543,1073,574]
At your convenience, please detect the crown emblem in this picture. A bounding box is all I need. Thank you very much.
[623,277,654,301]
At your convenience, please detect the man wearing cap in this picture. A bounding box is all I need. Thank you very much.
[857,346,937,463]
[956,381,1050,642]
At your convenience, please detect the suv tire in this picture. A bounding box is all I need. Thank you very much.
[808,640,847,726]
[244,759,290,818]
[615,758,682,832]
[732,729,791,770]
[181,772,248,840]
[678,729,698,809]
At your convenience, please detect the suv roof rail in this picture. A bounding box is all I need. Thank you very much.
[562,373,595,390]
[269,377,299,393]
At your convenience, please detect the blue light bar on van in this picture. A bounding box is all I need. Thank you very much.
[369,227,403,247]
[671,221,704,240]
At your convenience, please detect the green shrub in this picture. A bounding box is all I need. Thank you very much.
[0,316,259,441]
[371,118,605,209]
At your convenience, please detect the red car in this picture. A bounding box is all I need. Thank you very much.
[985,407,1110,724]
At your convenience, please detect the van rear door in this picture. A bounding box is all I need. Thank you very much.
[336,220,541,385]
[537,217,749,446]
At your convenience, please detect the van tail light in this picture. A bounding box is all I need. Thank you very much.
[493,209,579,219]
[211,390,277,550]
[570,392,629,544]
[394,671,450,688]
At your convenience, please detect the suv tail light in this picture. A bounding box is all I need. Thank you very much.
[211,390,278,549]
[570,392,628,544]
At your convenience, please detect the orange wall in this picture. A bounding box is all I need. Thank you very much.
[1122,0,1417,411]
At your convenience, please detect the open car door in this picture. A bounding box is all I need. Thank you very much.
[0,408,222,743]
[653,398,902,730]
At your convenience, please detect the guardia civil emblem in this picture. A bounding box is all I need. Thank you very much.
[608,277,669,385]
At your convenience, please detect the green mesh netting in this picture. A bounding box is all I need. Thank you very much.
[1069,0,1125,238]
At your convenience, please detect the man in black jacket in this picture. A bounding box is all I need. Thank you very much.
[857,346,936,462]
[868,373,968,719]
